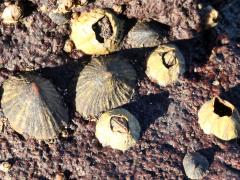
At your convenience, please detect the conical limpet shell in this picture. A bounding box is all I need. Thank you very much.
[70,8,124,55]
[183,152,209,179]
[198,96,240,141]
[1,74,69,140]
[126,21,167,48]
[145,44,186,86]
[95,108,141,151]
[75,55,137,117]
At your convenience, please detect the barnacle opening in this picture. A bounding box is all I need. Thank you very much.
[214,98,232,117]
[92,16,113,43]
[110,115,129,133]
[162,51,177,69]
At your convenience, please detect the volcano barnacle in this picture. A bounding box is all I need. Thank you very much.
[95,108,141,151]
[1,2,23,24]
[75,55,137,118]
[70,8,124,55]
[145,44,186,86]
[1,74,69,140]
[198,96,240,141]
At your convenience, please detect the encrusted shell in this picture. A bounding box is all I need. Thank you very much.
[95,108,141,151]
[183,152,209,179]
[198,96,240,141]
[70,8,124,55]
[75,55,137,117]
[145,44,186,86]
[1,74,69,140]
[126,21,166,48]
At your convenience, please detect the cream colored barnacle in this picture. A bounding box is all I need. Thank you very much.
[95,108,141,151]
[1,3,23,24]
[204,6,219,28]
[145,44,186,86]
[198,96,240,141]
[70,8,123,55]
[57,0,73,13]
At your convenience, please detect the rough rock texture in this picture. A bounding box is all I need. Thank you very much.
[0,0,240,179]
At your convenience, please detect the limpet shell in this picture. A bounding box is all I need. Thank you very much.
[70,8,124,55]
[1,74,69,140]
[75,55,137,117]
[145,44,186,86]
[95,108,141,151]
[49,12,70,25]
[198,96,240,141]
[183,152,209,179]
[126,21,166,48]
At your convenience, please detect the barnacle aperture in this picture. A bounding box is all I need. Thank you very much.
[95,108,141,151]
[70,8,123,55]
[1,74,69,140]
[126,21,165,48]
[145,44,186,86]
[75,55,137,117]
[198,96,240,141]
[1,3,23,24]
[183,152,209,179]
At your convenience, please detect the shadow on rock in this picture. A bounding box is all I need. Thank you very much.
[197,145,221,165]
[123,91,170,134]
[220,84,240,110]
[173,29,217,81]
[36,60,89,120]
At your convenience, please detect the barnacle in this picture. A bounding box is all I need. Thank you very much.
[64,39,74,53]
[1,3,23,24]
[57,0,73,13]
[95,108,141,151]
[198,96,240,140]
[1,74,69,140]
[183,152,209,179]
[145,44,186,86]
[0,162,12,173]
[75,55,137,117]
[126,21,165,48]
[204,6,219,28]
[70,8,123,55]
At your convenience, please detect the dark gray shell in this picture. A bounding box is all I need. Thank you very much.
[126,21,167,48]
[1,74,69,140]
[183,152,209,179]
[75,55,137,117]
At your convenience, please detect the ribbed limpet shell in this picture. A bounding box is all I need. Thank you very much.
[70,8,124,55]
[126,21,166,48]
[95,108,141,151]
[146,44,186,86]
[1,74,68,140]
[75,55,137,117]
